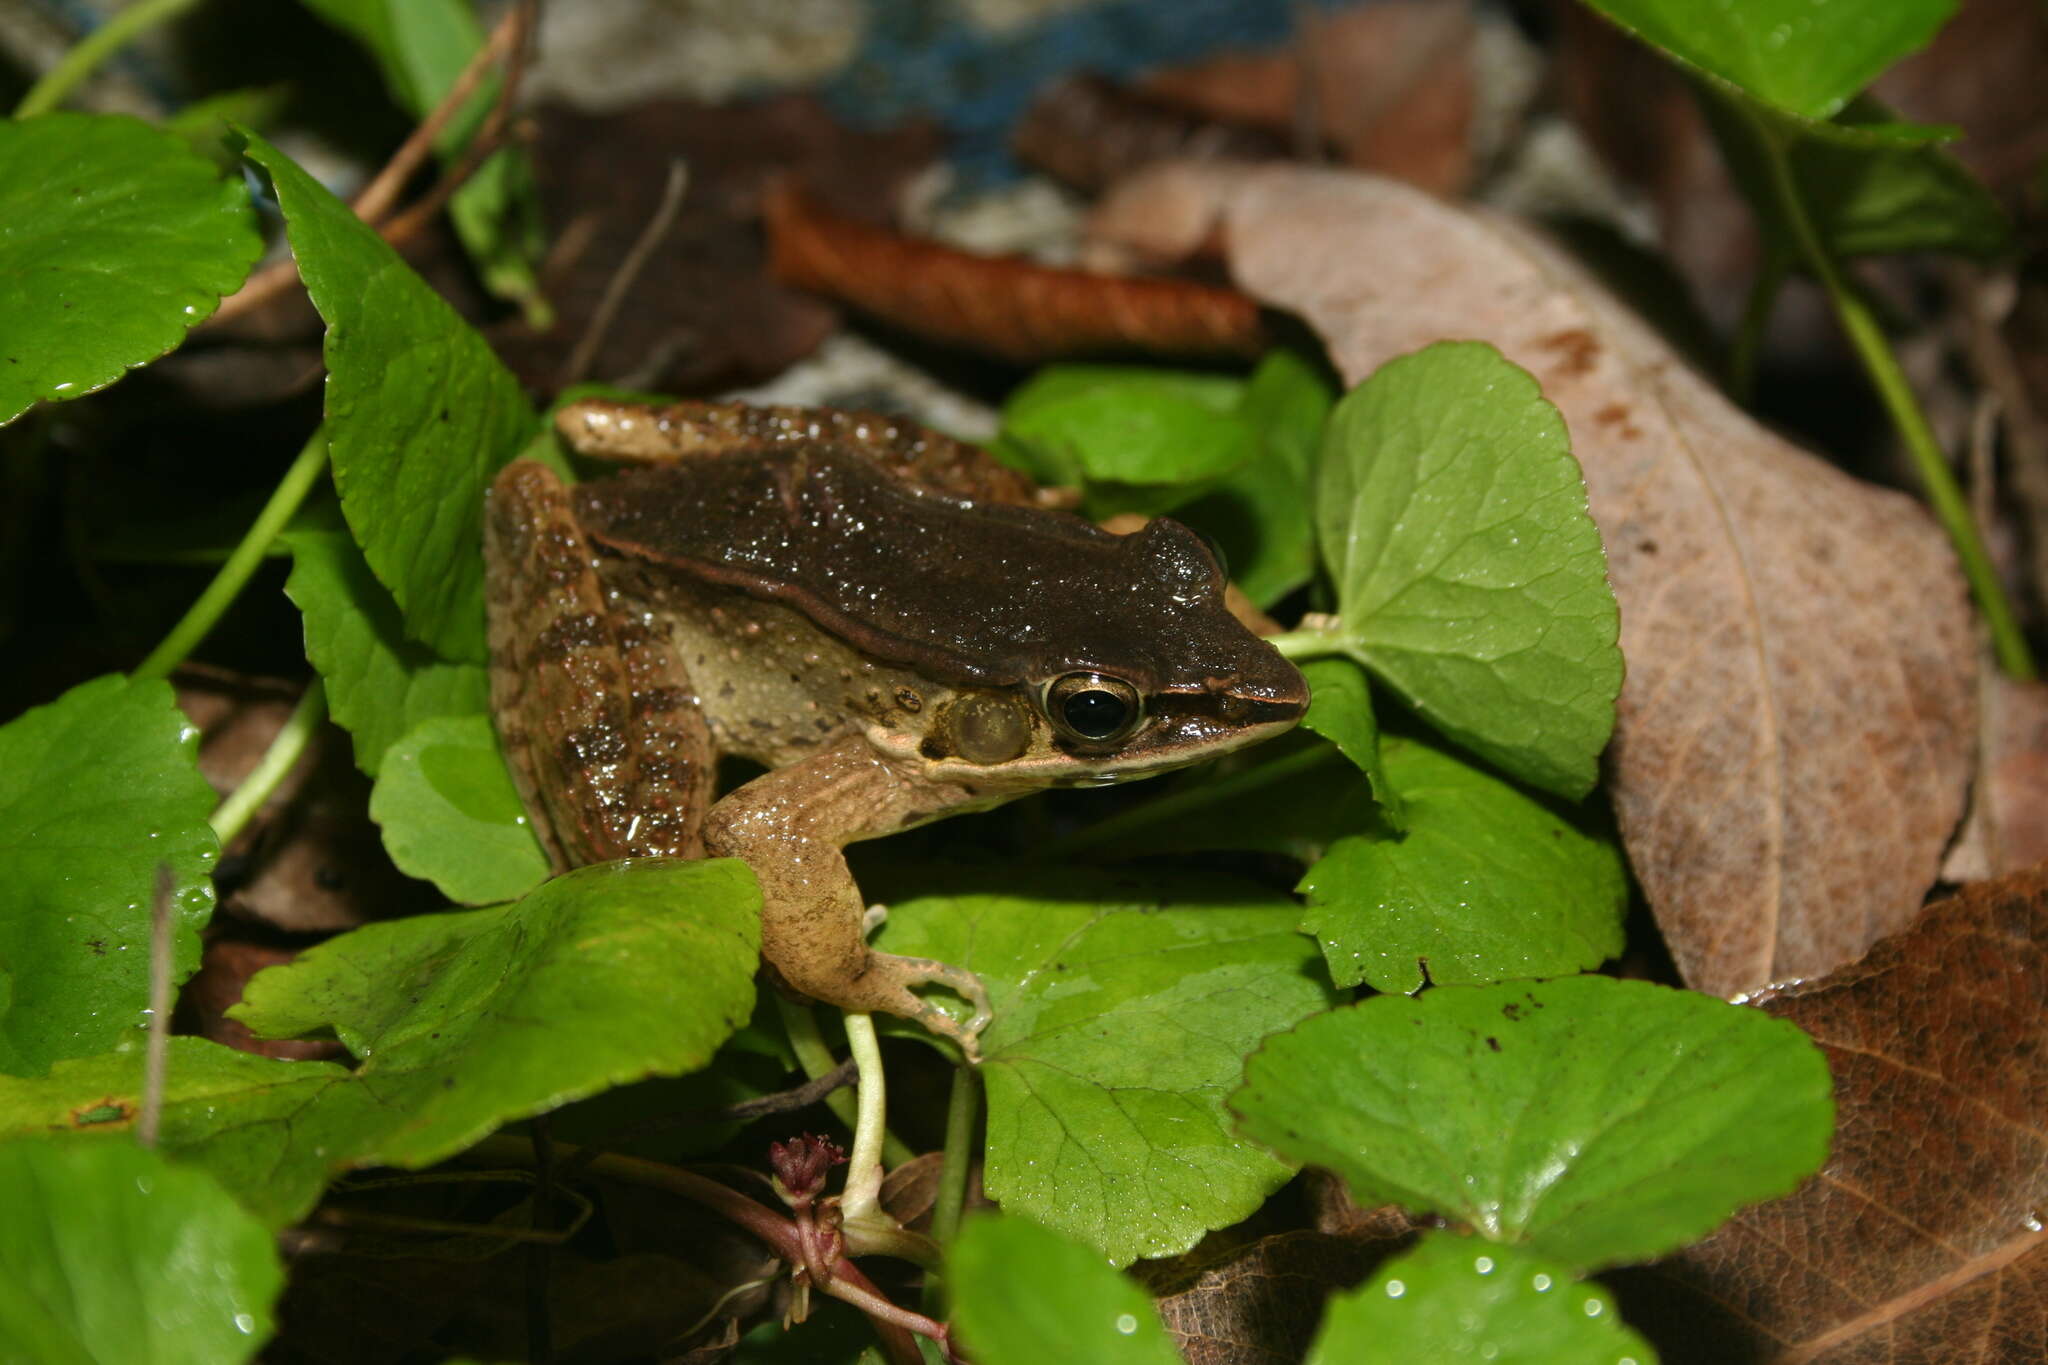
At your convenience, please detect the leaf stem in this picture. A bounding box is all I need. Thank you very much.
[930,1064,978,1250]
[209,680,326,846]
[1738,101,2036,679]
[1727,251,1788,406]
[775,997,914,1168]
[134,427,329,682]
[839,1012,887,1224]
[13,0,206,118]
[1262,625,1348,661]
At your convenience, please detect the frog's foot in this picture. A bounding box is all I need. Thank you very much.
[861,902,889,938]
[866,951,992,1064]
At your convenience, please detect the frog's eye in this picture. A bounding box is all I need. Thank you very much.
[1045,672,1144,744]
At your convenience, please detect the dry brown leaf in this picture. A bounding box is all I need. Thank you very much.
[764,181,1267,365]
[1945,675,2048,882]
[1136,1228,1384,1365]
[1012,73,1290,195]
[1612,865,2048,1363]
[1090,163,1978,996]
[489,95,940,395]
[1141,0,1477,195]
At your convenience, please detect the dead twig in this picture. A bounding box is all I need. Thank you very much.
[205,0,536,329]
[558,159,690,388]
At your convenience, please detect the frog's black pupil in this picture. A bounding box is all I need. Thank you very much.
[1062,688,1129,739]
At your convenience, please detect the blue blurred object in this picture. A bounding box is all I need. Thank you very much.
[823,0,1359,184]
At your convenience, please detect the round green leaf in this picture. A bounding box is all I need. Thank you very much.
[284,528,490,776]
[949,1215,1183,1365]
[0,676,217,1075]
[873,865,1335,1266]
[0,1139,282,1364]
[1582,0,1955,121]
[1232,977,1834,1270]
[1297,735,1625,993]
[1316,342,1621,799]
[0,113,262,426]
[369,713,549,904]
[241,131,534,664]
[231,858,761,1167]
[1305,1234,1655,1365]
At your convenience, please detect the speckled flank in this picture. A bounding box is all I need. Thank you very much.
[485,461,712,866]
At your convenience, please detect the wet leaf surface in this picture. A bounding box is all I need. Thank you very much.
[872,864,1334,1267]
[1233,977,1833,1271]
[1091,162,1977,996]
[0,113,261,427]
[0,676,217,1075]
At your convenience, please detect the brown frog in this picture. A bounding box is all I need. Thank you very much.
[484,398,1307,1060]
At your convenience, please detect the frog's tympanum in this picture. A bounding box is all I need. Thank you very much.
[485,398,1308,1060]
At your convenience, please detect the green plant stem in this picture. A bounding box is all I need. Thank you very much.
[134,427,329,682]
[839,1012,887,1224]
[1739,103,2036,680]
[774,997,914,1169]
[1727,252,1788,406]
[1262,626,1347,661]
[13,0,208,118]
[931,1064,979,1249]
[209,680,325,845]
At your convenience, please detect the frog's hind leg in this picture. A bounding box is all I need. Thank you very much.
[700,736,995,1061]
[485,459,713,866]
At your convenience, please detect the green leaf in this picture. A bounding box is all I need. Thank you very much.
[0,113,262,427]
[1297,658,1402,827]
[369,713,549,904]
[233,859,759,1162]
[0,862,762,1225]
[300,0,546,314]
[1698,88,2008,260]
[948,1215,1183,1365]
[1297,735,1626,993]
[1304,1234,1656,1365]
[1316,342,1621,799]
[240,131,535,664]
[0,1140,283,1364]
[0,676,217,1075]
[1582,0,1954,120]
[873,865,1334,1266]
[999,365,1255,518]
[1232,977,1834,1271]
[284,528,490,776]
[1193,348,1332,607]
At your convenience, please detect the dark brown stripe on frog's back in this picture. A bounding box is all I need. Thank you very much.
[573,447,1266,696]
[484,460,712,867]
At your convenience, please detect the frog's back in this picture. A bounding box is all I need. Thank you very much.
[573,445,1265,699]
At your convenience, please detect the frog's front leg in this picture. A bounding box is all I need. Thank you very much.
[700,736,994,1062]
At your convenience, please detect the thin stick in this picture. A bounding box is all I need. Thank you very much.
[348,0,531,227]
[559,160,690,387]
[207,0,533,329]
[13,0,202,118]
[137,863,175,1148]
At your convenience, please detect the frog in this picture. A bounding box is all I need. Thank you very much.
[484,397,1309,1061]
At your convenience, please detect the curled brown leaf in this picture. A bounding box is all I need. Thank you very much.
[1091,162,1978,996]
[764,180,1266,365]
